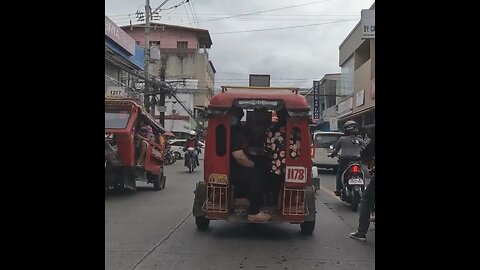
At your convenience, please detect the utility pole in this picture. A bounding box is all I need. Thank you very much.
[159,62,166,127]
[154,0,171,127]
[145,0,171,124]
[144,0,152,115]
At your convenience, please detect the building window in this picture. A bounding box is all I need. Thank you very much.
[149,41,160,47]
[177,41,188,48]
[340,56,354,97]
[354,40,371,70]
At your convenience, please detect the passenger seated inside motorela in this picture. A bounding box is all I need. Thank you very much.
[230,107,273,222]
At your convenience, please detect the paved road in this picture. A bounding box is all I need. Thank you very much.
[105,162,375,270]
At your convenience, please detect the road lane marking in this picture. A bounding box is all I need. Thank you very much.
[319,185,343,203]
[131,210,192,270]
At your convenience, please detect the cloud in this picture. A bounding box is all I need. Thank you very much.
[106,0,374,89]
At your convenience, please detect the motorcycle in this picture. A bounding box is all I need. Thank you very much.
[184,147,198,173]
[336,154,366,211]
[165,149,177,165]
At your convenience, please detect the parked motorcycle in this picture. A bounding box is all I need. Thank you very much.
[165,149,177,165]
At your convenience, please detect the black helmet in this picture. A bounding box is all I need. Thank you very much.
[344,120,359,135]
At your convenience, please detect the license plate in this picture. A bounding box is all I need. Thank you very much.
[285,166,307,183]
[348,178,364,185]
[106,87,126,98]
[209,174,228,185]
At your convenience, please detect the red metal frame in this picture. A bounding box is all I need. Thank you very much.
[105,98,165,175]
[202,87,312,223]
[209,88,308,110]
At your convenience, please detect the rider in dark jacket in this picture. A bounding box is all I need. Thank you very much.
[329,120,365,196]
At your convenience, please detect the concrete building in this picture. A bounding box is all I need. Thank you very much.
[337,2,375,135]
[317,74,341,131]
[304,74,341,131]
[164,79,200,138]
[105,15,144,99]
[121,23,215,135]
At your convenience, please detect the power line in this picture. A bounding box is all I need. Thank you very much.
[211,19,358,34]
[110,12,360,24]
[188,1,196,23]
[183,3,192,24]
[215,77,352,81]
[215,79,321,81]
[113,17,360,25]
[192,0,337,24]
[105,74,142,94]
[162,4,180,18]
[107,13,138,18]
[215,72,330,80]
[189,0,199,23]
[109,0,189,22]
[109,12,359,19]
[153,0,172,14]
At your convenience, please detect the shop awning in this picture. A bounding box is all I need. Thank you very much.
[338,106,375,121]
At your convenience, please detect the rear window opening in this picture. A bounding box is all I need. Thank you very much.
[228,105,297,209]
[216,125,226,156]
[105,111,131,129]
[289,127,302,160]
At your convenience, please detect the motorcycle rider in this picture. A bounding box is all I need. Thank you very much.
[184,130,200,167]
[328,120,365,196]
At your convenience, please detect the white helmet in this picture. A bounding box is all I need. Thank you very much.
[189,130,197,136]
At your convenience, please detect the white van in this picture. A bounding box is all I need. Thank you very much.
[312,131,344,171]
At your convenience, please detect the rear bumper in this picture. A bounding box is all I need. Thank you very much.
[312,148,337,167]
[105,166,135,187]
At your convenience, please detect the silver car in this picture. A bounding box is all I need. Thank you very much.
[168,139,205,160]
[312,131,344,171]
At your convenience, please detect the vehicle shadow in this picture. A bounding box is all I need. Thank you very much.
[181,170,201,174]
[201,223,311,241]
[317,168,336,175]
[104,185,156,199]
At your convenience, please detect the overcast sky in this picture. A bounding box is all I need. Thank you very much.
[106,0,374,90]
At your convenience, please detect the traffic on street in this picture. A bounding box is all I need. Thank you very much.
[106,1,375,269]
[105,161,374,270]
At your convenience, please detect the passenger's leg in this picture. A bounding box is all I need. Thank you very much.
[357,176,375,234]
[137,141,148,166]
[248,167,271,221]
[232,170,248,198]
[194,150,199,166]
[270,173,282,207]
[248,167,263,214]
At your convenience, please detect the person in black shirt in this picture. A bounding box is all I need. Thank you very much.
[230,107,272,222]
